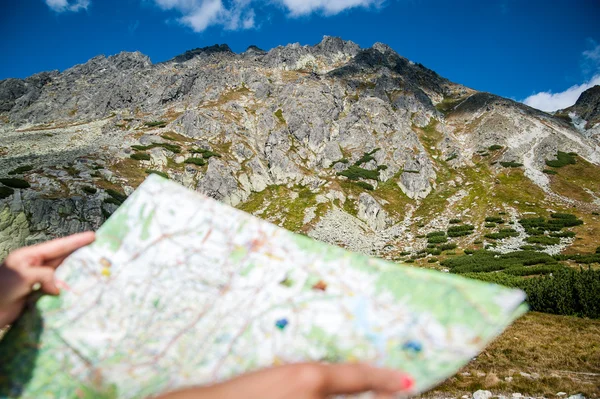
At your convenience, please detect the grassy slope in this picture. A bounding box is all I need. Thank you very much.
[433,312,600,396]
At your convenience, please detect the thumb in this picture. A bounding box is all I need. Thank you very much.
[30,267,60,296]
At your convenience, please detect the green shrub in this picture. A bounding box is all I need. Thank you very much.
[485,216,504,224]
[184,157,206,166]
[549,231,576,238]
[145,170,169,179]
[82,186,97,195]
[354,148,380,166]
[330,158,349,167]
[145,120,167,128]
[0,186,15,199]
[543,169,558,175]
[428,258,439,263]
[488,145,503,151]
[445,154,458,162]
[377,165,388,171]
[500,161,523,168]
[191,148,221,159]
[485,223,496,228]
[592,212,600,216]
[354,181,374,191]
[426,248,442,255]
[441,250,558,274]
[597,246,600,254]
[449,218,462,224]
[545,151,577,168]
[0,178,30,189]
[274,109,286,124]
[464,249,475,255]
[8,165,34,175]
[447,224,475,237]
[428,235,448,244]
[485,229,519,240]
[106,189,127,205]
[504,264,565,276]
[132,143,181,154]
[426,231,446,238]
[523,268,600,318]
[337,166,379,181]
[131,153,151,161]
[439,243,458,251]
[526,235,560,246]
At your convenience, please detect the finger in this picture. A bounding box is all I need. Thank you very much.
[20,232,95,265]
[320,363,414,395]
[45,254,70,269]
[28,267,60,296]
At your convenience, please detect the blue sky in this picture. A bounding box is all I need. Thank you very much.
[1,0,599,111]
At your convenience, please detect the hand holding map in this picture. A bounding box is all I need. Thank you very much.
[0,175,527,398]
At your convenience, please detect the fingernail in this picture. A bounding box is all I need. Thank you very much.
[399,374,414,391]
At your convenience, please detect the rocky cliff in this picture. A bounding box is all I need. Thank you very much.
[1,36,599,260]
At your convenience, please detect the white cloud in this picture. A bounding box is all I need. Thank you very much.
[150,0,387,32]
[523,75,600,112]
[45,0,90,12]
[523,41,600,112]
[276,0,384,16]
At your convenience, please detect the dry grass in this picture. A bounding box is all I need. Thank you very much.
[433,312,600,397]
[161,131,191,143]
[200,86,251,108]
[162,108,184,122]
[549,158,600,204]
[109,158,148,188]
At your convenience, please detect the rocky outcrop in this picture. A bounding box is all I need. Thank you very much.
[357,193,390,231]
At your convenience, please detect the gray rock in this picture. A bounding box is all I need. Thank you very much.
[473,390,492,399]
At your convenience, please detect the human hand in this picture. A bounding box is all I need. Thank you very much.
[0,232,95,328]
[155,363,414,399]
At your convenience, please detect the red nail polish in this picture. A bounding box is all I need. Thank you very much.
[399,374,414,391]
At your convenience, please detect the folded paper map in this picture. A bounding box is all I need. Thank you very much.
[0,175,527,398]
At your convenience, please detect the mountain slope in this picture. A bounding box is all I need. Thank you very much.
[1,36,599,261]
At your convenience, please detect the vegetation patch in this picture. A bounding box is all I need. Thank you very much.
[0,178,30,189]
[445,153,458,162]
[542,169,558,175]
[190,148,221,159]
[447,224,475,237]
[82,186,97,195]
[184,157,206,166]
[354,181,374,191]
[439,243,458,251]
[145,170,169,179]
[104,189,127,206]
[8,165,34,175]
[485,216,504,224]
[0,186,15,199]
[132,142,181,153]
[427,235,448,244]
[130,153,151,161]
[274,109,286,125]
[337,165,379,181]
[484,228,519,240]
[449,218,462,224]
[545,151,577,168]
[330,158,349,167]
[144,120,167,128]
[525,235,560,246]
[500,161,523,168]
[488,144,503,151]
[354,148,380,166]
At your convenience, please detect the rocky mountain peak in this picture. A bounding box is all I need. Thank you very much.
[560,85,600,131]
[169,44,234,63]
